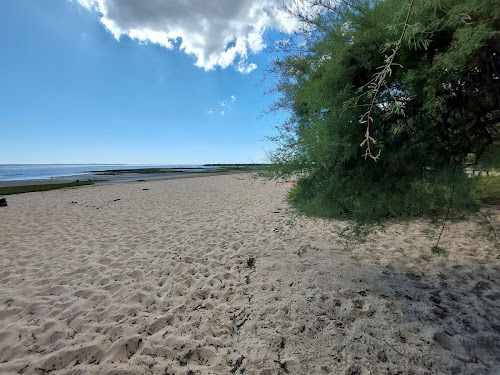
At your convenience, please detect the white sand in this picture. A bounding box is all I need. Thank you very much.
[0,174,499,374]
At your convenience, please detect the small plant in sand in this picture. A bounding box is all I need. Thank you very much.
[421,228,437,241]
[336,224,374,249]
[431,246,447,256]
[297,244,321,256]
[273,207,303,241]
[297,245,308,257]
[247,257,255,268]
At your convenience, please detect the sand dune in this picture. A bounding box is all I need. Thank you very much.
[0,174,499,374]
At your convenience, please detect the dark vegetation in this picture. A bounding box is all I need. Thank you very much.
[479,175,500,205]
[0,181,95,195]
[94,165,265,175]
[265,0,500,223]
[203,164,268,167]
[93,168,200,175]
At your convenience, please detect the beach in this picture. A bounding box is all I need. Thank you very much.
[0,174,499,374]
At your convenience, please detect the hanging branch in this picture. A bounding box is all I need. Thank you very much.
[433,164,457,254]
[360,0,415,160]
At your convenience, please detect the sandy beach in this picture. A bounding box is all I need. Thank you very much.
[0,174,499,374]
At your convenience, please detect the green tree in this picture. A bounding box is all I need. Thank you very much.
[266,0,500,223]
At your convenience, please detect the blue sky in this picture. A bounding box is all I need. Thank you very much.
[0,0,300,164]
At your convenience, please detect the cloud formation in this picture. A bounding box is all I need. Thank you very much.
[209,95,236,117]
[77,0,311,72]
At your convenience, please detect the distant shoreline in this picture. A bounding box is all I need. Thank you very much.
[0,165,266,189]
[0,169,258,191]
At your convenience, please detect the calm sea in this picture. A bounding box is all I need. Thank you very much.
[0,164,205,182]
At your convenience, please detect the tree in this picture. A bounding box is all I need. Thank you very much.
[266,0,500,223]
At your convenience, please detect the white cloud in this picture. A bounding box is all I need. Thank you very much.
[236,62,257,74]
[76,0,323,72]
[212,95,237,115]
[208,110,214,114]
[81,32,88,39]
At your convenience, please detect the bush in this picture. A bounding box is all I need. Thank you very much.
[266,0,499,223]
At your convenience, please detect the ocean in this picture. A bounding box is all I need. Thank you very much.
[0,164,205,182]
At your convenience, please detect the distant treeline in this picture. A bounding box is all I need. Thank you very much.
[203,164,268,167]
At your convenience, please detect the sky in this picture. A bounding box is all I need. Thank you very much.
[0,0,313,164]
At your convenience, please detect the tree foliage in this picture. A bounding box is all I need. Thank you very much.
[266,0,500,223]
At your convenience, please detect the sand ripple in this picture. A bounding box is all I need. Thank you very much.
[0,175,499,374]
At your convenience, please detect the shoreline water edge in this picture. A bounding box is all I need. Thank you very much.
[0,165,265,188]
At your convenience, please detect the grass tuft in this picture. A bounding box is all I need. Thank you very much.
[0,181,95,196]
[431,246,447,255]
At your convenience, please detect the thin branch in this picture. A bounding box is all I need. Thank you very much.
[360,0,415,160]
[435,165,457,249]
